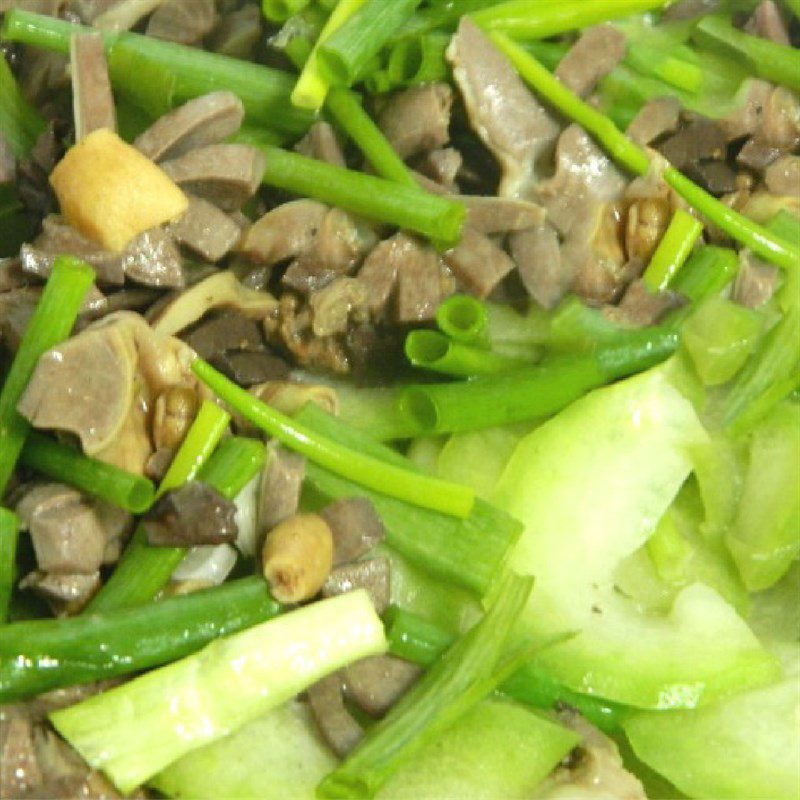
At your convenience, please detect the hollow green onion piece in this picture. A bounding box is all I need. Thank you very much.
[84,403,231,614]
[396,0,499,38]
[194,436,267,501]
[291,0,367,110]
[671,245,739,303]
[0,508,19,623]
[371,32,450,93]
[643,209,704,292]
[1,8,311,136]
[785,0,800,19]
[19,433,155,513]
[491,32,800,272]
[399,326,679,435]
[694,15,800,93]
[262,0,312,22]
[317,0,422,87]
[624,43,702,95]
[435,294,489,347]
[194,359,474,519]
[383,605,626,733]
[254,144,465,245]
[0,577,280,703]
[295,402,523,596]
[106,43,176,120]
[0,255,95,496]
[318,574,533,798]
[471,0,671,37]
[405,330,528,377]
[157,400,231,496]
[335,385,419,441]
[325,89,417,188]
[0,51,45,157]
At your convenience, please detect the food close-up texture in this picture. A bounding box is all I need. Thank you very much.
[0,0,798,798]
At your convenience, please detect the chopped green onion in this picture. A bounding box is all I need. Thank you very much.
[318,0,423,87]
[52,591,386,794]
[399,326,679,435]
[1,8,311,136]
[383,605,627,732]
[766,210,800,248]
[405,330,528,377]
[0,577,280,703]
[107,43,176,120]
[0,508,19,623]
[84,402,233,614]
[325,88,417,187]
[436,295,490,347]
[491,33,800,272]
[253,144,465,244]
[291,0,366,111]
[671,245,740,303]
[20,432,155,513]
[194,359,475,519]
[694,15,800,93]
[471,0,671,38]
[0,50,45,157]
[643,209,705,292]
[335,385,419,441]
[366,32,450,93]
[0,255,95,496]
[262,0,312,23]
[192,436,267,502]
[625,43,703,95]
[318,574,533,798]
[295,402,520,596]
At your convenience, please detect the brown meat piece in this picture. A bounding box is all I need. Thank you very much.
[394,241,449,324]
[510,223,568,309]
[307,673,364,757]
[657,118,728,171]
[719,80,773,142]
[685,160,737,195]
[343,655,421,718]
[70,31,115,141]
[309,277,369,337]
[146,0,217,45]
[322,558,391,614]
[160,144,265,211]
[626,97,681,147]
[16,484,107,574]
[607,279,684,327]
[1,712,42,798]
[135,91,245,162]
[19,569,100,611]
[182,310,264,360]
[144,481,238,546]
[377,83,452,160]
[295,121,346,167]
[555,24,626,98]
[209,349,289,387]
[765,155,800,196]
[168,195,242,262]
[662,0,720,20]
[208,4,262,59]
[356,235,402,316]
[240,200,328,267]
[120,227,184,288]
[444,227,515,299]
[744,0,790,45]
[0,133,14,185]
[460,195,546,234]
[258,443,305,532]
[321,497,385,566]
[414,147,462,191]
[447,17,560,198]
[733,251,781,308]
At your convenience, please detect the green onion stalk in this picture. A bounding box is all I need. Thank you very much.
[20,432,156,513]
[435,295,490,347]
[0,509,19,623]
[0,577,280,703]
[262,0,313,23]
[491,33,800,272]
[671,245,740,303]
[0,256,95,495]
[405,330,529,377]
[318,573,534,798]
[642,209,705,292]
[193,359,475,519]
[0,52,45,157]
[1,8,312,136]
[365,32,450,94]
[84,403,236,613]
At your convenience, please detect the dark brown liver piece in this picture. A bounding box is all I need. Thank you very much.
[208,349,290,387]
[656,118,728,171]
[182,310,265,360]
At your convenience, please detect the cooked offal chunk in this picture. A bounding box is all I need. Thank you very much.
[555,24,626,98]
[444,227,515,299]
[377,83,453,160]
[321,496,386,566]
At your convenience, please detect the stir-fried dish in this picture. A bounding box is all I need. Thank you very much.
[0,0,798,798]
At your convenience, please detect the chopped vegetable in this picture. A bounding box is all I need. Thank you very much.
[404,330,528,377]
[642,209,704,292]
[0,508,19,622]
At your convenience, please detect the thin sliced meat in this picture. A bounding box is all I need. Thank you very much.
[555,24,626,98]
[686,160,737,195]
[377,83,452,160]
[744,0,790,45]
[182,310,264,360]
[258,443,305,532]
[208,3,262,59]
[146,0,217,45]
[134,91,245,162]
[737,137,784,172]
[392,236,448,323]
[322,558,391,615]
[607,279,683,327]
[460,195,546,234]
[321,497,385,566]
[414,147,462,191]
[343,655,421,717]
[307,673,364,758]
[447,17,560,198]
[309,277,369,337]
[70,31,115,141]
[356,236,402,316]
[510,223,568,309]
[656,117,727,171]
[240,200,328,267]
[120,227,184,288]
[19,570,100,610]
[92,0,163,32]
[719,80,773,142]
[626,97,681,146]
[662,0,720,20]
[208,350,288,387]
[160,143,264,211]
[444,227,515,299]
[295,121,347,167]
[0,134,14,186]
[168,194,242,262]
[733,251,781,308]
[765,155,800,196]
[0,713,41,798]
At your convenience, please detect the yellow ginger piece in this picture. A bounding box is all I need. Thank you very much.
[50,128,188,252]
